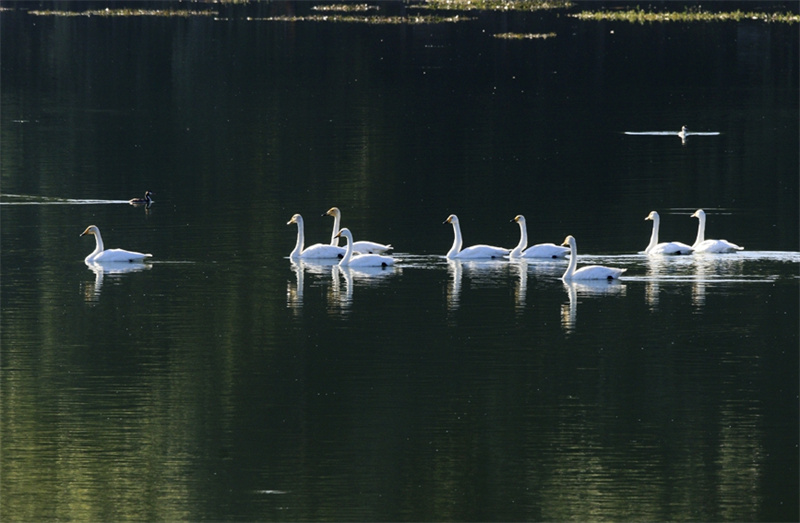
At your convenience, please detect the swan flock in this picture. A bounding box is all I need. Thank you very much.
[76,207,744,282]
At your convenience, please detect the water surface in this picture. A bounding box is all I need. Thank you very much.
[2,2,798,521]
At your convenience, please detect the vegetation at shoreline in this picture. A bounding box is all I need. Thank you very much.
[28,8,218,17]
[495,32,556,39]
[570,7,800,24]
[419,0,573,11]
[250,14,473,24]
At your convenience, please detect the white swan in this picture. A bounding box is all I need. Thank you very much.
[444,214,509,260]
[690,209,744,253]
[509,214,569,259]
[335,228,394,267]
[561,235,625,281]
[80,225,152,263]
[325,207,393,254]
[643,211,693,255]
[287,214,346,260]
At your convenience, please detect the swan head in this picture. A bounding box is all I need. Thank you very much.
[334,227,352,242]
[691,209,705,219]
[512,214,525,224]
[80,225,99,237]
[645,211,659,221]
[324,207,341,218]
[560,235,576,248]
[444,214,458,225]
[287,214,303,226]
[681,125,688,133]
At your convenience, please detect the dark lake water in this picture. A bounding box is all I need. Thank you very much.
[2,1,798,521]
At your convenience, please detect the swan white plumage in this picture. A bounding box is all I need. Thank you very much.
[691,209,744,253]
[643,211,693,255]
[444,214,510,260]
[325,207,393,254]
[561,235,625,281]
[509,214,569,259]
[80,225,152,263]
[287,214,346,260]
[335,228,394,267]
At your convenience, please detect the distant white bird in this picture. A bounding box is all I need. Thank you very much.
[80,225,152,263]
[324,207,392,254]
[509,214,569,259]
[335,228,394,267]
[643,211,693,255]
[444,214,509,260]
[690,209,744,253]
[287,214,346,260]
[561,235,625,281]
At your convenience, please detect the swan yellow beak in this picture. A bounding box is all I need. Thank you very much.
[80,226,94,237]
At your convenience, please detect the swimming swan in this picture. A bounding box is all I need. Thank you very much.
[287,214,346,260]
[129,191,153,205]
[444,214,510,260]
[509,214,569,259]
[324,207,392,254]
[80,225,152,263]
[561,235,625,281]
[335,228,394,267]
[643,211,693,255]
[690,209,744,253]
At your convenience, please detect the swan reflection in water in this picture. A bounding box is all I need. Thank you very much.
[287,259,339,313]
[446,259,508,312]
[83,260,151,302]
[691,254,745,308]
[561,280,626,333]
[287,259,397,314]
[508,258,566,311]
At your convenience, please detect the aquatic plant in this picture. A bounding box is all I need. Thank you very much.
[28,8,218,17]
[569,7,799,24]
[419,0,573,11]
[311,4,380,12]
[250,14,473,24]
[494,32,556,39]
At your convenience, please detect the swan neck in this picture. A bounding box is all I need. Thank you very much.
[329,214,342,246]
[93,230,104,254]
[291,222,304,258]
[646,216,660,253]
[511,221,527,256]
[693,214,706,247]
[447,221,463,259]
[563,240,577,279]
[339,233,354,265]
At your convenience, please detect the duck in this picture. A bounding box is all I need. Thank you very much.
[444,214,509,260]
[561,235,625,281]
[80,225,152,263]
[324,207,392,254]
[287,214,347,260]
[643,211,693,255]
[690,209,744,253]
[335,228,394,267]
[509,214,569,259]
[129,191,153,205]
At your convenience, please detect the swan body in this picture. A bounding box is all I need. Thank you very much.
[287,214,346,260]
[644,211,693,255]
[561,235,625,281]
[80,225,152,263]
[444,214,510,260]
[336,228,394,267]
[691,209,744,253]
[509,214,569,259]
[129,191,153,205]
[325,207,392,254]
